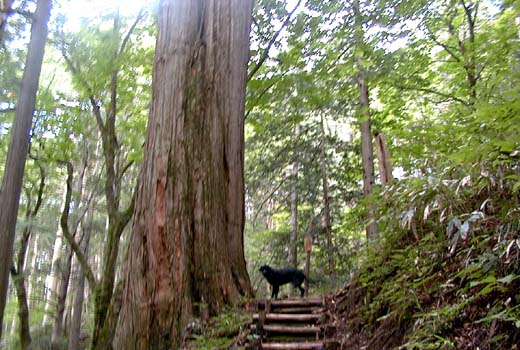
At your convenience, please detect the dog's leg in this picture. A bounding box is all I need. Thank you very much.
[272,285,279,299]
[297,284,305,297]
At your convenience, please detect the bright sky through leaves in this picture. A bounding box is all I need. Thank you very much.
[58,0,154,31]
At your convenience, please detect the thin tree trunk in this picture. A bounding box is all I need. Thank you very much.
[51,246,72,348]
[68,138,101,350]
[358,72,378,241]
[353,0,377,242]
[114,1,254,348]
[68,212,92,350]
[266,199,275,229]
[59,15,139,347]
[0,0,52,337]
[43,221,63,327]
[289,124,299,271]
[374,132,393,187]
[59,14,138,347]
[63,272,74,336]
[319,115,335,285]
[51,162,77,348]
[459,0,478,105]
[27,234,39,307]
[11,228,33,350]
[11,259,32,350]
[11,163,45,350]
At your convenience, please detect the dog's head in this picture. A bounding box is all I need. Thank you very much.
[259,265,272,277]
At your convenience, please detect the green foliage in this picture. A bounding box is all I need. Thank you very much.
[339,153,520,348]
[182,307,252,350]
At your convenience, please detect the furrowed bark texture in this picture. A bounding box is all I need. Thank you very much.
[114,1,254,349]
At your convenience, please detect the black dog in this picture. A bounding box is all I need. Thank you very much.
[259,265,306,299]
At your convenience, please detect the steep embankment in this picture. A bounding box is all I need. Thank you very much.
[325,177,520,350]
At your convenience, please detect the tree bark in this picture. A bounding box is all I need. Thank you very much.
[353,0,378,242]
[114,1,254,348]
[0,0,52,338]
[319,115,335,284]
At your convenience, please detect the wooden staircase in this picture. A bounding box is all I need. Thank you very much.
[251,297,335,350]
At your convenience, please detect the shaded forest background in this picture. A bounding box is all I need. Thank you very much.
[0,0,519,349]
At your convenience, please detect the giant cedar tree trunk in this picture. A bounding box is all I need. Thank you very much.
[0,0,51,338]
[114,1,254,348]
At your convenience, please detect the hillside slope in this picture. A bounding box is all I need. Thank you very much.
[326,174,520,350]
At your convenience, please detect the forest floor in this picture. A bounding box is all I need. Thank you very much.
[181,226,519,350]
[180,274,519,350]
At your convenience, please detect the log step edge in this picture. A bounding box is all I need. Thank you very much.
[261,341,325,350]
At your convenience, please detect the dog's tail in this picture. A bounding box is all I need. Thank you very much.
[303,273,315,284]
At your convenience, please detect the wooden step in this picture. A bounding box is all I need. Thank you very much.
[258,297,323,308]
[261,341,324,349]
[252,324,322,335]
[253,313,321,323]
[269,306,324,314]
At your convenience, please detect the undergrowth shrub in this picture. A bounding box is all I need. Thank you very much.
[337,159,520,349]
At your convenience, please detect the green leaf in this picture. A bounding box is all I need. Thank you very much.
[477,284,495,297]
[513,181,520,194]
[497,274,515,284]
